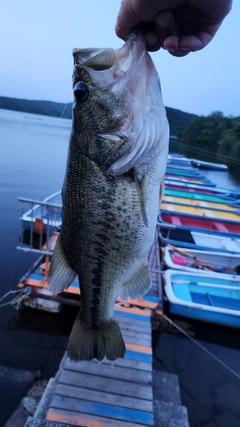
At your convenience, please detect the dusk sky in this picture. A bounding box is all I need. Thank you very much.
[0,1,239,117]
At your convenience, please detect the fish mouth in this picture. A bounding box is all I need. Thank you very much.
[72,32,165,175]
[73,47,116,70]
[72,31,146,72]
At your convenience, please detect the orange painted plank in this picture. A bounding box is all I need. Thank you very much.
[26,278,48,288]
[114,305,151,317]
[125,343,152,355]
[116,297,158,310]
[64,286,80,295]
[47,408,142,427]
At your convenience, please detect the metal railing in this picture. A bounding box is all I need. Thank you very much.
[17,197,62,255]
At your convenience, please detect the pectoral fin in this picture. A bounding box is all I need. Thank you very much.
[48,235,77,293]
[120,262,152,300]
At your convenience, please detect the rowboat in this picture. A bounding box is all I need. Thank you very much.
[163,269,240,328]
[160,201,240,222]
[158,224,240,253]
[190,158,228,171]
[165,173,216,187]
[166,166,204,178]
[163,245,240,275]
[160,212,240,235]
[162,195,239,214]
[165,181,240,198]
[167,154,192,168]
[164,188,238,205]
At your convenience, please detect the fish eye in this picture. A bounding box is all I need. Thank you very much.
[73,81,89,102]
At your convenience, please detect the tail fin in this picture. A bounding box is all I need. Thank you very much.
[67,315,125,361]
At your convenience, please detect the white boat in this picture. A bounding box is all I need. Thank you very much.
[158,223,240,253]
[163,245,240,275]
[191,158,228,171]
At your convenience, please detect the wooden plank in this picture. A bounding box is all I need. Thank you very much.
[121,330,151,347]
[62,360,152,385]
[125,343,152,355]
[71,355,152,372]
[58,371,153,401]
[114,316,151,332]
[61,353,152,372]
[54,384,153,412]
[114,310,151,323]
[114,305,151,319]
[47,407,149,426]
[119,318,152,332]
[116,297,158,310]
[49,395,153,425]
[124,349,152,364]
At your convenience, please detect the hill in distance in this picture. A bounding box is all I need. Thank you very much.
[0,96,196,136]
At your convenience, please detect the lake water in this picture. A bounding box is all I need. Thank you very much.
[0,109,240,426]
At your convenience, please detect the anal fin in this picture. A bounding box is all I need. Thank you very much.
[120,262,152,300]
[48,234,77,293]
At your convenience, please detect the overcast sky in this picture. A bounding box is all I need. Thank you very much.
[0,1,239,117]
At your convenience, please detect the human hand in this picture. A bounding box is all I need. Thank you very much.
[116,0,232,56]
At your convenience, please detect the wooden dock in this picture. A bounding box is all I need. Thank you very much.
[25,231,163,427]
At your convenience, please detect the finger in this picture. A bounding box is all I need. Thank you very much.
[162,35,190,57]
[179,33,212,51]
[179,22,222,51]
[155,12,178,47]
[115,0,141,41]
[144,29,161,51]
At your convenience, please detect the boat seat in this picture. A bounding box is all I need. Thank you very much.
[171,216,182,226]
[214,222,229,233]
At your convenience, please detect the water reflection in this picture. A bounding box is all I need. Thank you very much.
[170,139,240,189]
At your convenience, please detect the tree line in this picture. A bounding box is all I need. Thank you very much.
[0,96,196,136]
[178,111,240,160]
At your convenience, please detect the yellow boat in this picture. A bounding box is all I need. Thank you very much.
[160,200,240,222]
[162,195,239,213]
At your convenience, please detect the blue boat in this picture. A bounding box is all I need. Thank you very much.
[163,269,240,328]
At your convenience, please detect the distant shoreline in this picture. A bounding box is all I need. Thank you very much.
[0,95,197,136]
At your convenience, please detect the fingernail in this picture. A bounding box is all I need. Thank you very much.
[167,48,176,53]
[145,33,158,46]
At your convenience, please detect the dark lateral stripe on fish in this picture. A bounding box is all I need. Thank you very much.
[89,229,108,328]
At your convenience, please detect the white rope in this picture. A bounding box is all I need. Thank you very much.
[163,314,240,381]
[0,288,31,309]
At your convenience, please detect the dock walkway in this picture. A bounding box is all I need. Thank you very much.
[24,232,189,427]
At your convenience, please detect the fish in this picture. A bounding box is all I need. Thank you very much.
[48,31,169,361]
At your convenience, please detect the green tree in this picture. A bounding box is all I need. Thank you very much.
[218,129,237,155]
[180,111,232,152]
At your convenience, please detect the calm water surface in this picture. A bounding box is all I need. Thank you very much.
[0,109,240,426]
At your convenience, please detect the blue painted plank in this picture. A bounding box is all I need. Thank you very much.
[51,395,154,425]
[29,273,44,280]
[69,281,79,288]
[125,350,152,363]
[142,295,159,303]
[114,310,150,322]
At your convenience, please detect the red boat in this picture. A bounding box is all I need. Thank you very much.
[160,212,240,235]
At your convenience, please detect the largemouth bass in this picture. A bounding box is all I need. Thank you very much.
[48,32,169,361]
